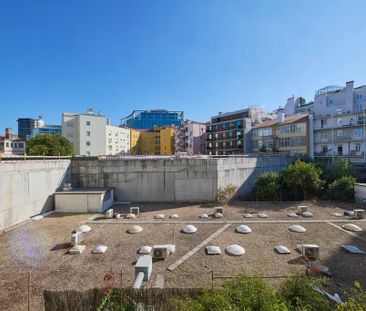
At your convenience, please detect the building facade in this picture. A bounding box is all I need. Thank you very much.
[251,113,310,155]
[206,109,257,155]
[62,109,108,156]
[17,118,35,140]
[130,128,141,155]
[175,120,206,155]
[0,128,26,156]
[312,81,366,162]
[31,125,62,138]
[139,126,175,155]
[121,109,184,129]
[105,125,130,155]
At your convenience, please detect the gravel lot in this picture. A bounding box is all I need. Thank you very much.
[0,202,365,311]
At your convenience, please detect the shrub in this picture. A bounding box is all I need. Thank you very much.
[324,159,356,184]
[257,172,281,201]
[280,160,325,200]
[329,176,356,202]
[278,275,331,311]
[216,184,238,204]
[337,281,366,311]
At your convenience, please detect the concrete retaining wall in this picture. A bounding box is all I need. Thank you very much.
[354,183,366,205]
[71,156,290,202]
[0,160,71,231]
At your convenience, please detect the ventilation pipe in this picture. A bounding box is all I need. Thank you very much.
[133,255,152,289]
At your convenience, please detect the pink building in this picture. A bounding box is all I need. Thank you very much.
[175,120,206,155]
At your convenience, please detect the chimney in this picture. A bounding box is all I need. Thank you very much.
[5,128,13,139]
[276,110,285,123]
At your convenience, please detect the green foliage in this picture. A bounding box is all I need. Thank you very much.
[259,144,269,152]
[26,134,73,156]
[97,288,136,311]
[216,184,238,204]
[280,160,325,200]
[324,159,356,184]
[279,276,332,311]
[257,172,280,201]
[337,281,366,311]
[329,176,356,202]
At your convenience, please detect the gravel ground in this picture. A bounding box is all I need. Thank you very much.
[0,202,365,311]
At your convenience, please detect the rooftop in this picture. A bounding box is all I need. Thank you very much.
[252,114,308,129]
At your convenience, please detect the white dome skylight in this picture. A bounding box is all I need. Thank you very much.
[128,225,143,234]
[182,225,197,234]
[77,225,91,233]
[289,225,306,233]
[226,244,245,256]
[236,225,252,234]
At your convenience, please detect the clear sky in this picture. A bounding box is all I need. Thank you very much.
[1,0,366,132]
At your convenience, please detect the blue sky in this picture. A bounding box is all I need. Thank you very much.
[1,0,366,132]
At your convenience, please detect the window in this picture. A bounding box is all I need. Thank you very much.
[354,128,362,138]
[236,120,241,128]
[86,131,91,136]
[86,141,91,146]
[222,123,226,130]
[215,133,218,139]
[86,151,91,156]
[214,124,218,130]
[67,121,74,127]
[356,144,361,153]
[223,132,226,139]
[86,121,91,126]
[336,129,342,137]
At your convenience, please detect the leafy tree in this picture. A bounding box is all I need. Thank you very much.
[26,134,73,156]
[329,176,356,202]
[324,159,356,184]
[280,160,325,200]
[257,172,281,201]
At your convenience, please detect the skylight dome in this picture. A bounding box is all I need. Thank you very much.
[128,225,143,234]
[236,225,252,234]
[289,225,306,233]
[77,225,91,233]
[226,244,245,256]
[182,225,197,234]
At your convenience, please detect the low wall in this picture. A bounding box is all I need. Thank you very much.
[354,183,366,205]
[71,156,290,202]
[0,160,71,231]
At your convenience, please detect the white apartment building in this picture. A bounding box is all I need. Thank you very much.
[312,81,366,162]
[62,109,131,156]
[106,125,130,155]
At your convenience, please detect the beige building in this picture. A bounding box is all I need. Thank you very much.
[106,125,130,155]
[0,128,26,156]
[62,109,131,156]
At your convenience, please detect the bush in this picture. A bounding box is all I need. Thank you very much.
[278,275,332,311]
[280,160,325,200]
[337,281,366,311]
[324,159,356,184]
[328,176,356,202]
[216,184,238,204]
[257,172,281,201]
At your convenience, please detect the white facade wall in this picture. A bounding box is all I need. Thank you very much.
[106,125,130,155]
[62,112,107,156]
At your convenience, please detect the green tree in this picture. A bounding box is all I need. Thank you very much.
[329,176,356,201]
[26,134,73,156]
[280,160,325,200]
[324,159,356,184]
[259,144,269,153]
[337,281,366,311]
[257,172,281,201]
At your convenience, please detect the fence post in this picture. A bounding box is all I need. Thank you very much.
[211,270,214,289]
[28,271,31,311]
[120,268,123,309]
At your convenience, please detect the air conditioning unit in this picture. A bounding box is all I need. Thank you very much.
[299,244,320,260]
[106,209,114,219]
[214,207,224,215]
[71,231,83,247]
[130,207,140,216]
[153,246,169,260]
[353,209,366,219]
[298,205,307,214]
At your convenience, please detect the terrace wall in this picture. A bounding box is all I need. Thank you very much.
[0,160,71,231]
[71,156,290,202]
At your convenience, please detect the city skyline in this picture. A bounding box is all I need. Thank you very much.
[1,0,366,131]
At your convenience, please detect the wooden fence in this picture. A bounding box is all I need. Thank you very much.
[44,288,205,311]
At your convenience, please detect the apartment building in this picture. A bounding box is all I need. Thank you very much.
[130,128,141,155]
[251,112,310,155]
[62,109,131,156]
[312,81,366,162]
[175,120,206,155]
[206,108,266,155]
[0,128,26,156]
[139,126,175,155]
[105,125,130,155]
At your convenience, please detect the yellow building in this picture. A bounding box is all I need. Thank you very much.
[130,128,141,155]
[138,126,175,155]
[251,114,309,155]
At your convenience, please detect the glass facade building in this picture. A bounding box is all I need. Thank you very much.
[31,125,62,138]
[17,118,35,140]
[121,110,184,129]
